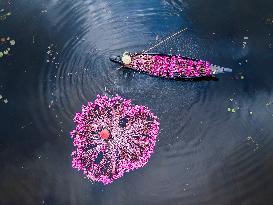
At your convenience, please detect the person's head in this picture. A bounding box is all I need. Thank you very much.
[100,129,110,140]
[122,52,132,65]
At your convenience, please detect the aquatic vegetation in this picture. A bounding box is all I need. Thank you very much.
[46,44,60,65]
[0,37,15,59]
[266,101,273,106]
[0,94,8,104]
[227,107,236,113]
[227,97,240,113]
[9,40,15,45]
[70,95,160,184]
[0,8,15,59]
[0,9,11,21]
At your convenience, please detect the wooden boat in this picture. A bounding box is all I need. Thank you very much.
[110,52,232,79]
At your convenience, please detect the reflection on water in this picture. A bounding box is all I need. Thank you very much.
[0,0,273,204]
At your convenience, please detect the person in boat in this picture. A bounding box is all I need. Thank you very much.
[121,52,155,74]
[121,52,132,65]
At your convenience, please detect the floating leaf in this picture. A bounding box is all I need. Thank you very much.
[10,40,15,45]
[0,52,3,58]
[227,108,231,112]
[231,108,236,113]
[266,102,272,106]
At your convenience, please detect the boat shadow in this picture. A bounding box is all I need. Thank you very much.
[146,72,219,82]
[119,68,219,82]
[172,76,219,82]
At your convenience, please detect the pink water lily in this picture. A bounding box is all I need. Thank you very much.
[127,54,211,78]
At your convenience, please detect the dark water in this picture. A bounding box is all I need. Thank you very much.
[1,0,273,204]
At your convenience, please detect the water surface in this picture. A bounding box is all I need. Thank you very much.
[0,0,273,204]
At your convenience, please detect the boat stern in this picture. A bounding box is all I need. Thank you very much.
[210,64,232,75]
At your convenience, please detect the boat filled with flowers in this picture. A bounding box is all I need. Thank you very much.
[110,52,232,79]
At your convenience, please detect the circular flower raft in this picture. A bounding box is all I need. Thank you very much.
[70,95,160,184]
